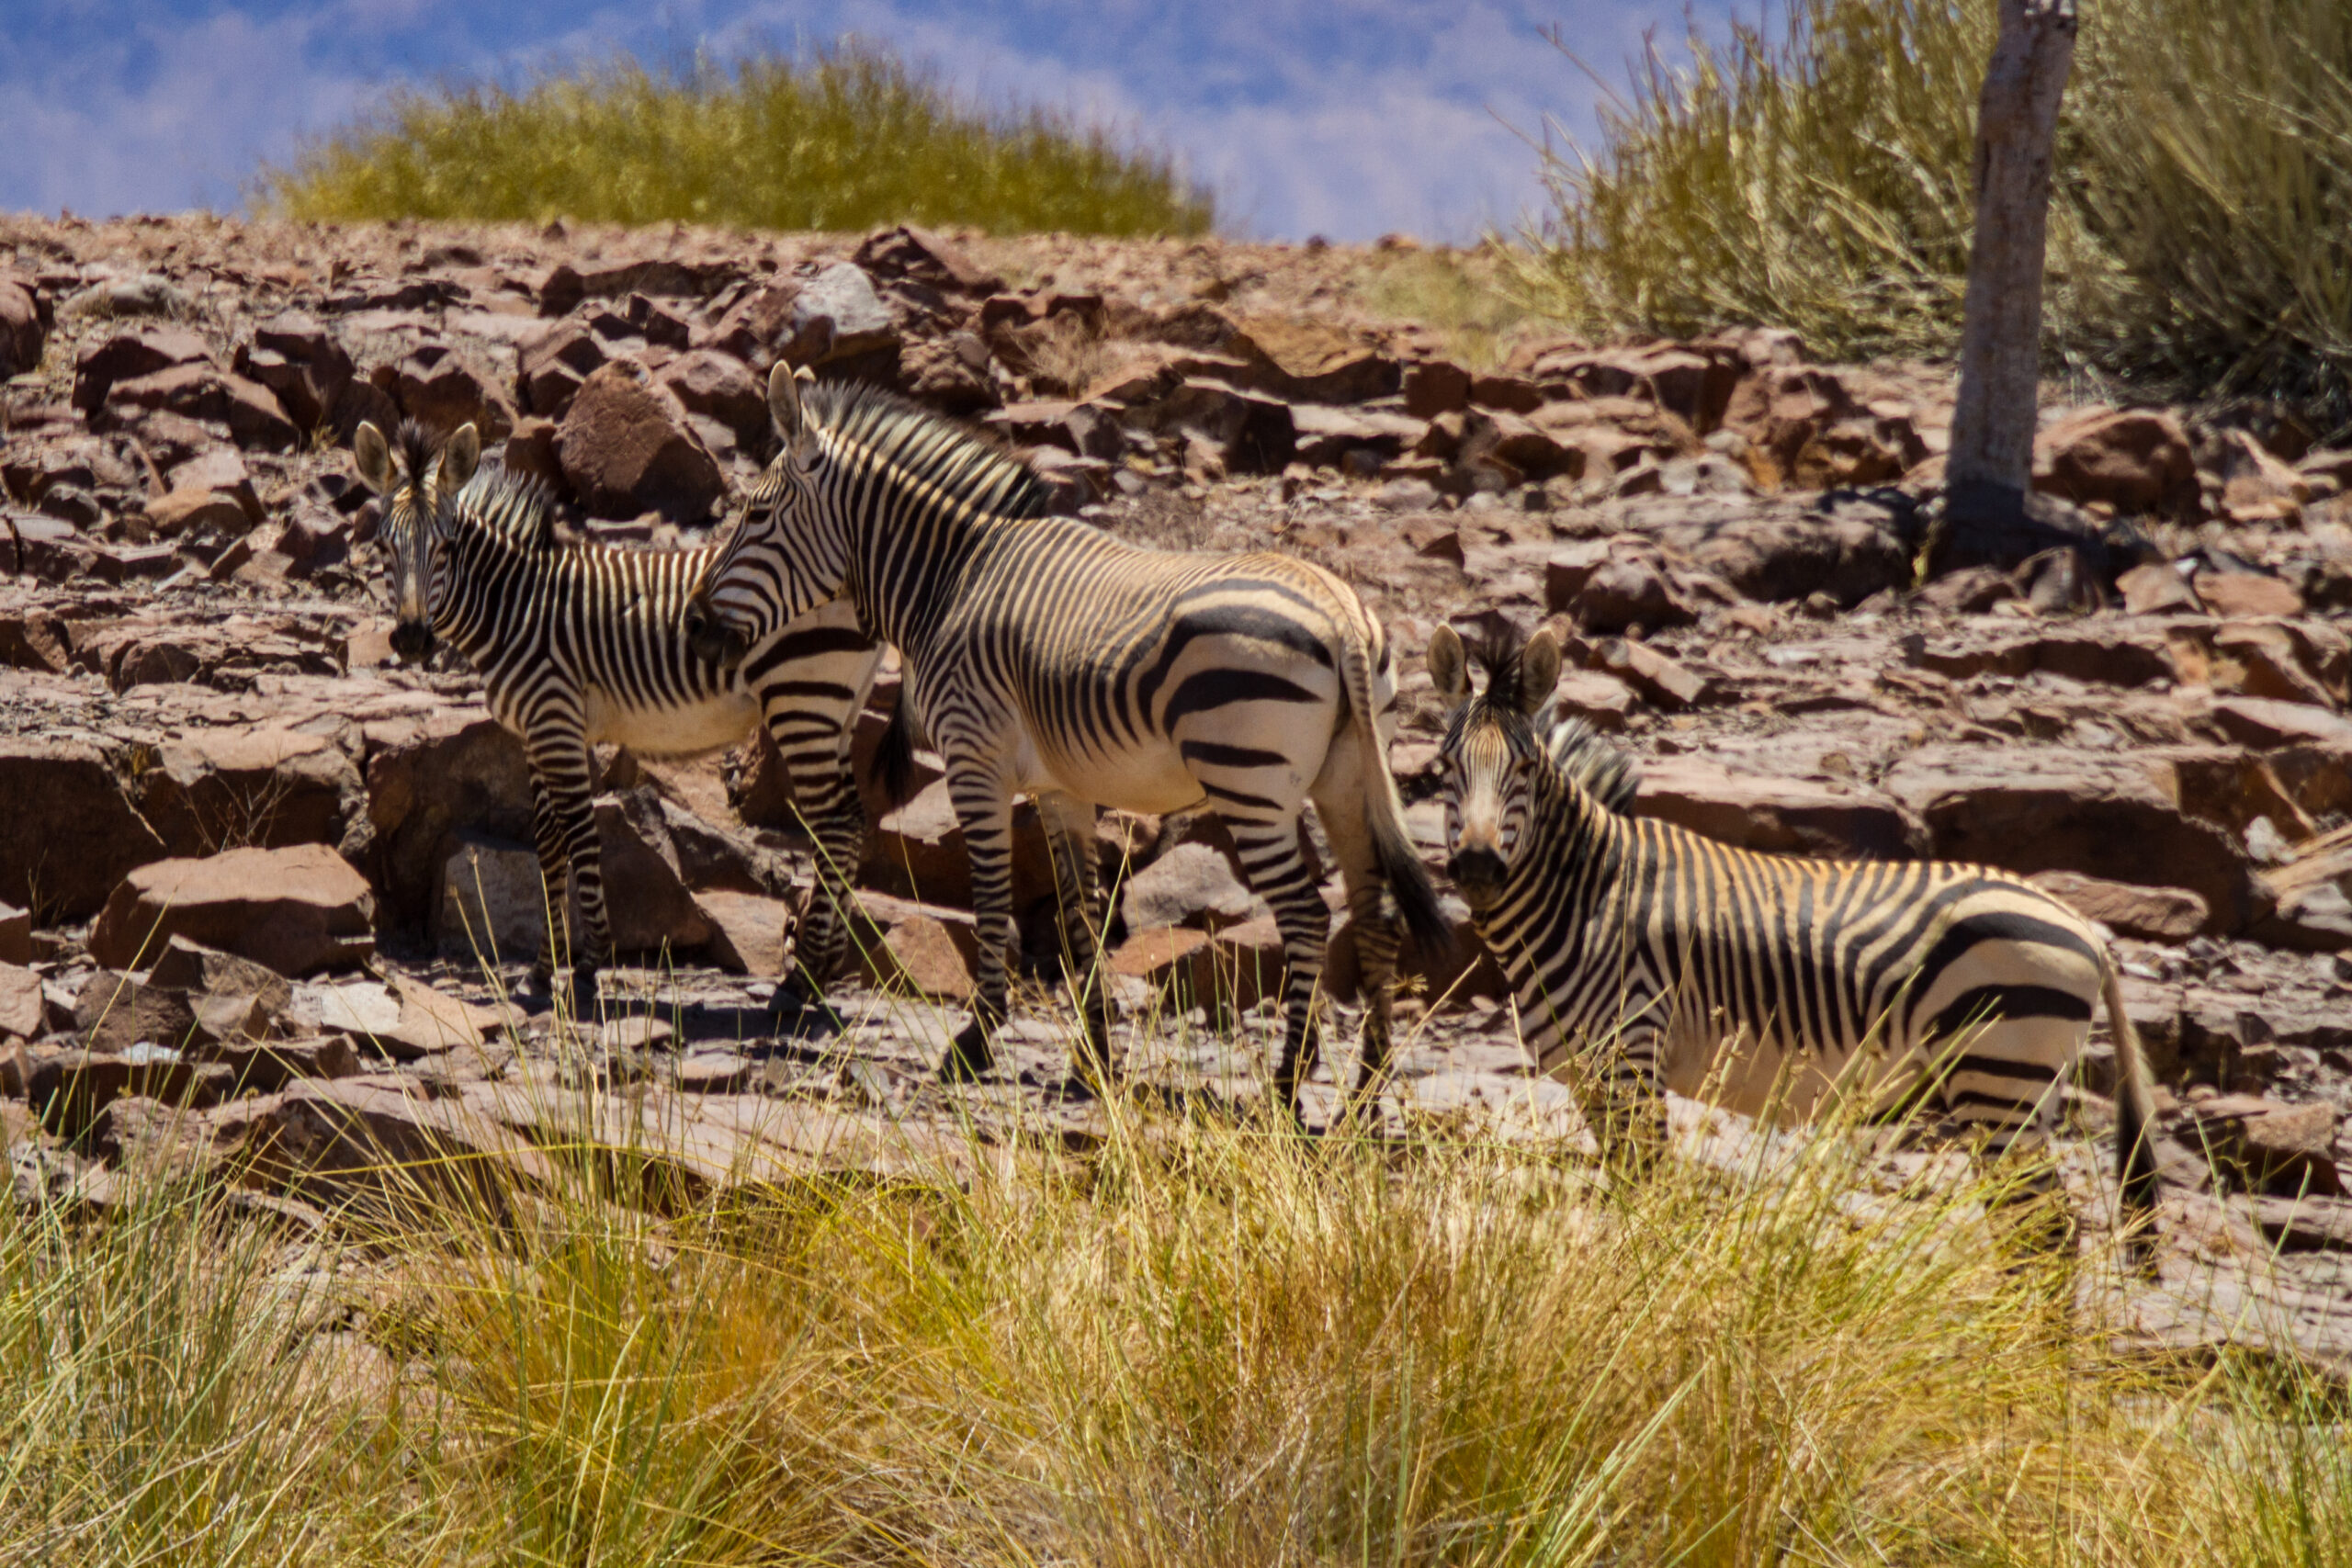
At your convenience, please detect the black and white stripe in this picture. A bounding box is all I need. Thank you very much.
[353,420,889,1004]
[1429,623,2159,1215]
[684,366,1447,1115]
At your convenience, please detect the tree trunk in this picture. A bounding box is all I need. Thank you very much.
[1946,0,2077,529]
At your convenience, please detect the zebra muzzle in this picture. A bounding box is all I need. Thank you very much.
[1446,844,1509,906]
[390,619,436,663]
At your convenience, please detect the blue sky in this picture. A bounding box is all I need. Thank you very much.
[0,0,1736,243]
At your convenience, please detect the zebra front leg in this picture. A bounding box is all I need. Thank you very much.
[939,767,1015,1081]
[1312,777,1408,1125]
[775,757,868,1009]
[526,720,608,1015]
[1036,789,1112,1083]
[1227,817,1332,1128]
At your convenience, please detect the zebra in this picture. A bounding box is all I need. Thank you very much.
[1428,621,2160,1221]
[352,418,895,1008]
[681,363,1448,1115]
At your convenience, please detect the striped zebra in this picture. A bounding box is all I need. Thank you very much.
[683,364,1447,1113]
[1428,622,2159,1219]
[352,419,892,1007]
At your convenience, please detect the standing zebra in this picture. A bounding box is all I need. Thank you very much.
[683,364,1446,1114]
[353,419,892,1007]
[1428,622,2159,1219]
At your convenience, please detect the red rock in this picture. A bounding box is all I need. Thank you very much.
[2028,870,2208,942]
[1882,745,2254,934]
[868,914,976,1000]
[517,319,607,417]
[0,738,169,919]
[0,961,42,1039]
[90,845,376,976]
[2216,429,2312,521]
[1637,758,1929,862]
[0,900,28,966]
[72,326,212,412]
[899,333,998,416]
[2034,407,2197,516]
[556,362,724,521]
[863,779,1058,912]
[2188,1095,2341,1197]
[1403,360,1470,419]
[127,726,366,861]
[1225,316,1398,404]
[27,1050,237,1139]
[385,342,514,440]
[2194,570,2303,620]
[2118,561,2202,615]
[106,362,298,451]
[853,225,1004,295]
[697,889,794,977]
[0,280,45,377]
[142,487,249,538]
[659,349,769,450]
[1119,842,1262,933]
[232,312,354,433]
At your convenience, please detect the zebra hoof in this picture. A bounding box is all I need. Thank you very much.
[939,1022,994,1083]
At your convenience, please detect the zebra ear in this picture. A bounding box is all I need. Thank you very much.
[353,423,392,494]
[768,360,812,458]
[438,423,481,491]
[1519,629,1563,715]
[1427,625,1468,701]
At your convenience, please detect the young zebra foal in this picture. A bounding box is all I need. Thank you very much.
[1429,623,2159,1221]
[353,420,891,1008]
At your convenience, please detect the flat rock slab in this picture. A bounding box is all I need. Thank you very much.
[90,844,376,976]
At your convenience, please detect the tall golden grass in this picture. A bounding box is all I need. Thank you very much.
[255,41,1214,239]
[1515,0,2352,426]
[6,997,2348,1565]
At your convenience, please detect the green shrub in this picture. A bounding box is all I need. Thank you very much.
[255,41,1213,238]
[1514,0,2352,426]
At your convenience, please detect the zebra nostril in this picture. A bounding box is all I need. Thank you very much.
[1448,845,1506,891]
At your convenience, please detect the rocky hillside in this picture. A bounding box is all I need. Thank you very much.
[4,213,2352,1370]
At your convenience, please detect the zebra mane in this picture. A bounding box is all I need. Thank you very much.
[1543,717,1641,817]
[450,461,556,550]
[804,378,1057,521]
[394,420,437,489]
[1464,625,1639,817]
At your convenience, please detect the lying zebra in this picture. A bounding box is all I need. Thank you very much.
[684,364,1446,1114]
[353,420,892,1007]
[1429,622,2159,1223]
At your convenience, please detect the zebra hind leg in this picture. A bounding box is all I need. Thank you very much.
[1312,781,1408,1129]
[1036,790,1112,1089]
[1226,817,1332,1129]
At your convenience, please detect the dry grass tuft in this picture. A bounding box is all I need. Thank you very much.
[255,40,1214,240]
[1514,0,2352,427]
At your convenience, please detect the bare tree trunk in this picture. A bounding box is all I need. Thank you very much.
[1946,0,2077,530]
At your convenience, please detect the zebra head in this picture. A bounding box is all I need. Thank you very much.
[685,361,843,668]
[353,419,480,663]
[1428,623,1563,912]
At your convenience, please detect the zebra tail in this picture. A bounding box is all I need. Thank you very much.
[864,688,921,811]
[1344,633,1449,957]
[2104,962,2161,1219]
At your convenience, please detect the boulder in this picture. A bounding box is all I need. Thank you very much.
[2187,1095,2341,1197]
[0,961,43,1040]
[27,1050,237,1139]
[1119,842,1264,934]
[1110,919,1286,1013]
[864,913,977,1000]
[2033,407,2197,517]
[72,325,213,412]
[1636,758,1929,862]
[556,362,725,521]
[0,901,26,966]
[516,320,608,418]
[659,350,770,453]
[899,333,999,416]
[696,889,794,977]
[1402,360,1471,419]
[1146,378,1296,476]
[591,789,714,955]
[2194,570,2304,621]
[434,830,547,962]
[1225,316,1400,404]
[2027,870,2208,942]
[1881,745,2256,934]
[863,779,1059,912]
[105,363,299,451]
[853,225,1004,296]
[0,277,46,378]
[382,343,516,441]
[0,739,168,919]
[90,845,376,976]
[231,313,354,434]
[127,726,367,861]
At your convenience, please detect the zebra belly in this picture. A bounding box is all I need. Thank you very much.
[582,687,758,757]
[1011,729,1210,815]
